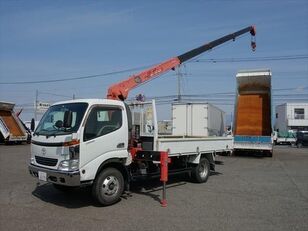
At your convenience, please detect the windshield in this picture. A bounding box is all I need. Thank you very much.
[35,103,88,136]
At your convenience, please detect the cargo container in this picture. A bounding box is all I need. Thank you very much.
[0,101,28,143]
[233,70,273,156]
[172,102,225,137]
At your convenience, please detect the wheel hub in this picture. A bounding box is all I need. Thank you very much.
[102,176,119,196]
[199,162,208,179]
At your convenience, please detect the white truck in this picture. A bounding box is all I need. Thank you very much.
[273,131,296,145]
[28,26,256,205]
[29,99,233,205]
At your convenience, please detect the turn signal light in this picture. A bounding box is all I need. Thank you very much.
[63,139,80,147]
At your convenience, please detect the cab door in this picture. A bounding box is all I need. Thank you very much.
[79,106,128,181]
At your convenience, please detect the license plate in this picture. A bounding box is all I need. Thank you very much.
[38,171,47,181]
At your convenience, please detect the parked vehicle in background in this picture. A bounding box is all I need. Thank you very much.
[0,101,28,144]
[233,69,273,157]
[273,131,296,145]
[296,131,308,148]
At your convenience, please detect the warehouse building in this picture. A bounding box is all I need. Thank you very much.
[274,103,308,133]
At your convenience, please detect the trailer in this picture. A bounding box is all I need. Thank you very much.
[0,101,28,144]
[233,69,273,156]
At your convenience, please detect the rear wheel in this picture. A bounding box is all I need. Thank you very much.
[191,158,210,183]
[92,168,124,206]
[297,142,303,148]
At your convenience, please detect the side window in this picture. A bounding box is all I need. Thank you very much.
[294,108,304,119]
[84,107,122,141]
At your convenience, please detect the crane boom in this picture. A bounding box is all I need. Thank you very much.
[107,26,256,101]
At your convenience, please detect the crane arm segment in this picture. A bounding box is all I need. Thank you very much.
[107,57,180,101]
[107,26,256,101]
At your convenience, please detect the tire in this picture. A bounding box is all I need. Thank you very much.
[297,143,303,148]
[191,158,210,183]
[92,168,124,206]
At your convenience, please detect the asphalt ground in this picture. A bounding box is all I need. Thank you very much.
[0,144,307,231]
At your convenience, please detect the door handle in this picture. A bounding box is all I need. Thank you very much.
[86,140,95,144]
[117,143,125,148]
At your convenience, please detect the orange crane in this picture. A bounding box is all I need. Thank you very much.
[107,26,256,101]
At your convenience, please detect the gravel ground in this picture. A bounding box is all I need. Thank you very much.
[0,144,307,231]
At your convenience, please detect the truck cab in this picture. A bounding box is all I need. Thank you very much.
[29,99,131,188]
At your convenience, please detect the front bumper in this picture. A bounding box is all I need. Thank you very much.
[28,164,80,186]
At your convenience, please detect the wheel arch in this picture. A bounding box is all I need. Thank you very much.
[95,158,129,186]
[201,152,215,171]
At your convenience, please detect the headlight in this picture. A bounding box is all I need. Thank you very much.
[58,159,79,171]
[30,157,35,165]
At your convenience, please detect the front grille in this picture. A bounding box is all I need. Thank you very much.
[35,156,58,166]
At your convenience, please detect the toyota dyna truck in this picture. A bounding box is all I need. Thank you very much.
[29,26,256,206]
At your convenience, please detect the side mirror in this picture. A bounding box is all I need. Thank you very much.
[30,118,35,131]
[63,111,73,128]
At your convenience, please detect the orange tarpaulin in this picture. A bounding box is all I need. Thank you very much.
[234,94,271,136]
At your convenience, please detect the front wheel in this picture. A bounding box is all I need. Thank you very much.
[191,158,210,183]
[92,168,124,206]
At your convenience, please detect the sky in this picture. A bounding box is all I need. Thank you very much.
[0,0,307,122]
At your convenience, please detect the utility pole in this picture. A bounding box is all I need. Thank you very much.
[35,90,38,121]
[230,112,233,133]
[176,67,183,101]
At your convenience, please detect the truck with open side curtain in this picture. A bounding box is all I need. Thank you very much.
[233,69,273,157]
[28,26,256,206]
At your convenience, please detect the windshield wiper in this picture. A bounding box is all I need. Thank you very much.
[46,134,55,138]
[34,128,48,136]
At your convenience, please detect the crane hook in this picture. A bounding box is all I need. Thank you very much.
[250,26,256,51]
[251,41,256,51]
